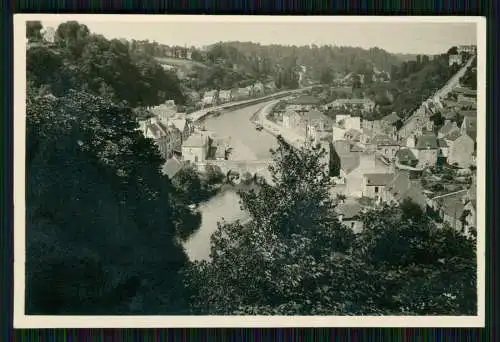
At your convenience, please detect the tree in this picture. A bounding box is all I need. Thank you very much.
[184,136,356,314]
[26,21,43,42]
[183,136,476,315]
[328,142,341,177]
[26,76,196,315]
[319,67,333,85]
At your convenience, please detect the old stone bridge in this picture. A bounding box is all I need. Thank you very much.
[194,159,274,182]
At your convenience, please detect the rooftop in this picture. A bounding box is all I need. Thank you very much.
[364,173,395,186]
[370,134,398,146]
[395,148,418,162]
[336,202,363,219]
[381,112,402,125]
[162,157,183,179]
[182,133,208,148]
[415,133,438,150]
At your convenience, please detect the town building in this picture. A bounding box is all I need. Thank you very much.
[380,112,402,138]
[438,120,460,139]
[335,202,364,233]
[362,173,395,202]
[369,134,400,160]
[381,173,428,210]
[181,132,210,163]
[447,133,475,168]
[460,115,477,142]
[457,45,477,55]
[427,190,468,232]
[141,117,182,159]
[162,157,184,180]
[362,119,383,134]
[325,98,376,113]
[414,133,439,167]
[289,95,321,111]
[202,90,218,107]
[395,148,419,167]
[218,90,232,103]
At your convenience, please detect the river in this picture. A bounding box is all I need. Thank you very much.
[183,101,278,261]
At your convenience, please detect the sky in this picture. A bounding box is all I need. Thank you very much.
[38,16,478,55]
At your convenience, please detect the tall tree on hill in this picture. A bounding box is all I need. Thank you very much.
[26,21,43,42]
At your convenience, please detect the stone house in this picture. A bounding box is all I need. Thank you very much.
[438,138,449,159]
[181,132,210,163]
[369,134,400,160]
[326,98,375,113]
[395,148,418,167]
[362,173,395,202]
[141,117,182,159]
[414,133,439,167]
[380,112,402,138]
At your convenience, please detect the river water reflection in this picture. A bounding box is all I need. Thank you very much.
[183,189,249,261]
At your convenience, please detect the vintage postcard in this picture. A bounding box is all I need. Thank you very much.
[14,14,486,328]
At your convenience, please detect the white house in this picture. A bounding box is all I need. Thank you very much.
[181,132,210,163]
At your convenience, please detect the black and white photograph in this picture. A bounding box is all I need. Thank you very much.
[14,15,485,328]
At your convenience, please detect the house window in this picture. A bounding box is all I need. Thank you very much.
[195,156,199,163]
[375,186,379,193]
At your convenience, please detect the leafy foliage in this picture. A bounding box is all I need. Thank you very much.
[27,21,185,108]
[183,139,477,315]
[26,23,197,315]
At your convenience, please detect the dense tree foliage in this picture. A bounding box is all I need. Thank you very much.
[27,22,185,108]
[26,22,197,315]
[365,53,457,120]
[460,58,477,90]
[183,138,477,315]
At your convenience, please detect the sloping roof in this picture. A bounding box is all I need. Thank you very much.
[438,121,459,136]
[438,138,448,147]
[434,191,467,219]
[350,144,364,152]
[370,134,397,146]
[381,112,402,125]
[415,133,438,149]
[171,118,187,132]
[385,174,427,208]
[162,157,183,179]
[305,109,327,121]
[462,116,477,141]
[459,110,476,118]
[395,148,417,162]
[336,202,363,219]
[340,154,361,174]
[182,133,207,148]
[364,173,395,186]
